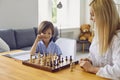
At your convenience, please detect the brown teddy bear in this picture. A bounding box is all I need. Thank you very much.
[79,24,94,43]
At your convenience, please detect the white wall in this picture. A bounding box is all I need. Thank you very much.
[38,0,52,23]
[80,0,86,25]
[85,0,90,24]
[80,0,90,25]
[0,0,38,29]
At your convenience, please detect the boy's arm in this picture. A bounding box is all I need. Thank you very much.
[30,34,43,55]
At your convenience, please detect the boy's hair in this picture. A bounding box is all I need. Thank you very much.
[38,21,54,35]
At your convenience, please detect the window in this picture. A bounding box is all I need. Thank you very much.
[52,0,80,29]
[114,0,120,15]
[52,0,57,23]
[38,0,80,29]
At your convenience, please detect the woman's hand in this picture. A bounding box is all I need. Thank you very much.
[80,58,92,64]
[79,60,99,74]
[79,60,93,72]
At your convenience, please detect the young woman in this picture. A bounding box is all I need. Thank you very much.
[79,0,120,79]
[30,21,62,56]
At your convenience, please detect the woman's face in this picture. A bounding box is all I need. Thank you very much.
[42,28,52,43]
[90,7,95,22]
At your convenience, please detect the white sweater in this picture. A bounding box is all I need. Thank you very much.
[88,31,120,80]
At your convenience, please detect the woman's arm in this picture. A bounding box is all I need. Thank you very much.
[79,60,100,73]
[96,35,120,79]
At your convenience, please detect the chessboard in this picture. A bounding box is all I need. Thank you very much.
[22,53,79,72]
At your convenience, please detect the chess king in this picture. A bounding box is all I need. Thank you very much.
[30,21,62,56]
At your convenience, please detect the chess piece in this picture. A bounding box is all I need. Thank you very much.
[50,60,53,67]
[70,62,74,72]
[70,56,72,63]
[30,55,33,63]
[72,62,75,68]
[53,60,56,66]
[56,59,59,67]
[40,56,45,66]
[58,55,61,63]
[62,57,64,63]
[54,53,57,60]
[38,53,40,59]
[46,54,51,66]
[65,56,68,62]
[36,53,41,64]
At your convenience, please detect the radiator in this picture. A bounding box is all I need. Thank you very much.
[59,28,80,39]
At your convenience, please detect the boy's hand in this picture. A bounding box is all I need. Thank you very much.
[36,33,51,42]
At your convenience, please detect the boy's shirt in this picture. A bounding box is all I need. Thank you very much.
[36,40,62,56]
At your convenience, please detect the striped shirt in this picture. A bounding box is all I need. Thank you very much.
[88,30,120,80]
[36,40,62,56]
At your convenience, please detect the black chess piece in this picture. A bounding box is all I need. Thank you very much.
[70,56,72,63]
[65,56,68,61]
[53,60,56,66]
[62,57,64,63]
[58,55,61,63]
[50,60,53,67]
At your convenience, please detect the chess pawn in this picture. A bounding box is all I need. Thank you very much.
[54,53,58,60]
[70,56,72,63]
[58,55,61,63]
[30,55,33,63]
[65,56,68,63]
[43,57,46,66]
[70,62,74,72]
[35,58,40,64]
[40,57,43,65]
[38,53,41,59]
[42,53,46,66]
[62,57,64,63]
[40,56,45,66]
[46,54,50,66]
[65,56,68,61]
[72,62,75,68]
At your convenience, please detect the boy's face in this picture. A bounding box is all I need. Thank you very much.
[42,28,52,43]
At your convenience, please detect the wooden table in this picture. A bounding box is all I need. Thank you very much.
[0,50,109,80]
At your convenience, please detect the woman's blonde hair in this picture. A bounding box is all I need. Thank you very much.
[90,0,120,54]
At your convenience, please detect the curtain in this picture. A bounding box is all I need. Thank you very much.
[38,0,52,24]
[57,0,80,28]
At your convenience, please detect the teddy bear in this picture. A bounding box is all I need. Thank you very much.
[79,24,94,43]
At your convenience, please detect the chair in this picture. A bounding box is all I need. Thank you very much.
[77,40,91,53]
[55,38,76,59]
[53,27,59,42]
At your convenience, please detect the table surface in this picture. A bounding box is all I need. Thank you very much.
[0,50,109,80]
